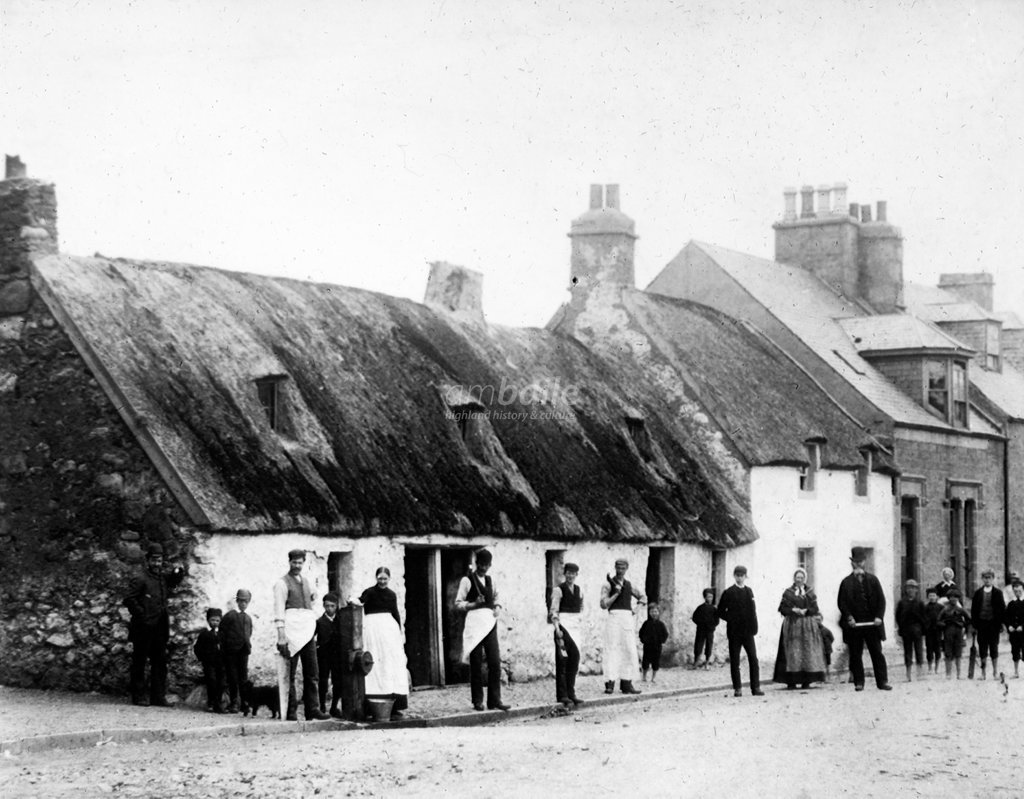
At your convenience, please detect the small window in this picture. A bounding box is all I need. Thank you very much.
[951,362,967,428]
[256,376,286,431]
[925,359,947,418]
[797,547,815,587]
[626,417,654,462]
[800,442,820,492]
[855,451,871,497]
[985,323,1000,371]
[449,403,487,460]
[710,550,726,596]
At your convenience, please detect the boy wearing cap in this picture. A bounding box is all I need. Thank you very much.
[691,588,719,669]
[938,589,970,678]
[837,547,892,692]
[220,589,253,713]
[895,579,926,681]
[1004,581,1024,678]
[194,608,226,713]
[123,542,187,707]
[717,565,763,697]
[316,592,344,718]
[924,587,944,674]
[971,568,1006,681]
[550,562,584,707]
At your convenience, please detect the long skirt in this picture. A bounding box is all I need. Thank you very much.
[772,616,826,685]
[603,610,639,681]
[363,613,409,711]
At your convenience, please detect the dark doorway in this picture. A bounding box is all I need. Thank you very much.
[440,548,474,685]
[404,548,440,688]
[899,497,918,584]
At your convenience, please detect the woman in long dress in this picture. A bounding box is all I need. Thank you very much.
[360,567,409,716]
[772,568,826,689]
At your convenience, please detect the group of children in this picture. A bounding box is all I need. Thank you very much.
[192,588,346,715]
[894,576,1024,680]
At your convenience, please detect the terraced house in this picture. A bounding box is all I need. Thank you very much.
[0,166,897,699]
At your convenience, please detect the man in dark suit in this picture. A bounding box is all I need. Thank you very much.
[971,568,1006,681]
[837,547,892,691]
[717,565,763,697]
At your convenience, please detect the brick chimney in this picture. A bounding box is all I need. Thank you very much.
[937,272,994,311]
[424,261,484,325]
[0,157,58,317]
[568,184,637,294]
[773,183,902,312]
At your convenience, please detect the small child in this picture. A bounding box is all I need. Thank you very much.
[639,603,670,683]
[691,589,719,669]
[814,613,834,683]
[937,589,970,679]
[923,588,944,674]
[194,607,225,713]
[1005,581,1024,679]
[316,591,344,718]
[895,579,926,681]
[219,589,253,713]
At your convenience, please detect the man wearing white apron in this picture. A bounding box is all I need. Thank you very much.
[273,549,330,721]
[550,562,584,707]
[456,549,510,711]
[600,558,645,694]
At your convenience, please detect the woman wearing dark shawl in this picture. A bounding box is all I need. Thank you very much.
[772,568,826,689]
[359,567,409,716]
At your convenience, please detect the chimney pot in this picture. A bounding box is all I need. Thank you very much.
[589,184,603,210]
[605,184,620,210]
[800,185,815,219]
[860,204,872,223]
[5,155,26,179]
[849,202,859,219]
[832,183,848,216]
[876,201,887,222]
[783,187,798,221]
[816,184,832,217]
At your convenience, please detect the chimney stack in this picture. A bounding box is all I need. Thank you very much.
[832,183,848,216]
[783,187,798,222]
[1,157,58,318]
[876,201,887,223]
[424,261,485,325]
[816,185,832,217]
[860,204,872,223]
[568,184,637,294]
[938,272,995,312]
[800,185,815,219]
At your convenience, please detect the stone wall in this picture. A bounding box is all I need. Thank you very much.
[0,290,202,695]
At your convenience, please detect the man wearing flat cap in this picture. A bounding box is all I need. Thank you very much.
[837,547,891,691]
[600,558,645,695]
[456,549,509,711]
[971,568,1006,681]
[550,562,584,707]
[123,542,187,706]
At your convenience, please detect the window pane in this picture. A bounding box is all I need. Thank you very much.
[925,360,947,417]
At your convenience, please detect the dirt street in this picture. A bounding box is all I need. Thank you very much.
[2,676,1021,798]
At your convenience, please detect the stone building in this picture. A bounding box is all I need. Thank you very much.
[647,184,1009,603]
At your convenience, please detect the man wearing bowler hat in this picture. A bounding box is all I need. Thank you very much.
[837,546,892,691]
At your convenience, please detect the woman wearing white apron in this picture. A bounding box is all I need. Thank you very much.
[600,558,645,695]
[550,562,584,707]
[359,567,409,717]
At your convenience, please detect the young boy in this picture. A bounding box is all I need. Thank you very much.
[691,589,718,669]
[895,579,926,681]
[194,608,226,713]
[813,613,834,683]
[315,591,344,718]
[923,587,944,674]
[220,589,253,713]
[937,589,970,679]
[1005,581,1024,679]
[639,603,670,683]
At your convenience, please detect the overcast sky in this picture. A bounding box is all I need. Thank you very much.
[2,0,1022,327]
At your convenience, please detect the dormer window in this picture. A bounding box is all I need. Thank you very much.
[256,375,287,432]
[800,441,822,492]
[924,359,968,429]
[625,416,654,462]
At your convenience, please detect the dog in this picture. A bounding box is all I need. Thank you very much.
[240,680,281,719]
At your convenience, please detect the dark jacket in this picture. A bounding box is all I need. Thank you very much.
[691,603,719,630]
[316,613,343,659]
[639,618,669,648]
[124,565,185,634]
[717,584,758,638]
[970,586,1006,628]
[1004,598,1024,631]
[193,628,223,666]
[895,598,927,637]
[219,609,252,654]
[837,571,887,643]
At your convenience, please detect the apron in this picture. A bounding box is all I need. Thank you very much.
[276,607,317,714]
[603,609,639,681]
[461,607,497,665]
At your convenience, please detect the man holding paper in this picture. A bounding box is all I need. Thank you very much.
[837,546,892,692]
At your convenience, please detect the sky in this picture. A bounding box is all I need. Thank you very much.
[2,0,1022,327]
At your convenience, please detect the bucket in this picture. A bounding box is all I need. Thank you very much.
[366,698,395,722]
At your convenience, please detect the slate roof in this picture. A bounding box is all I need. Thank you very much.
[656,241,951,430]
[30,253,754,546]
[839,315,975,355]
[903,283,999,323]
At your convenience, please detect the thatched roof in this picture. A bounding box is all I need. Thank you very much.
[31,254,753,546]
[550,286,898,474]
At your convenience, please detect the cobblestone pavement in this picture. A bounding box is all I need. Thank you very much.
[1,662,758,744]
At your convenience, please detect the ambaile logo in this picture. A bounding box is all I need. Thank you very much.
[443,378,579,422]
